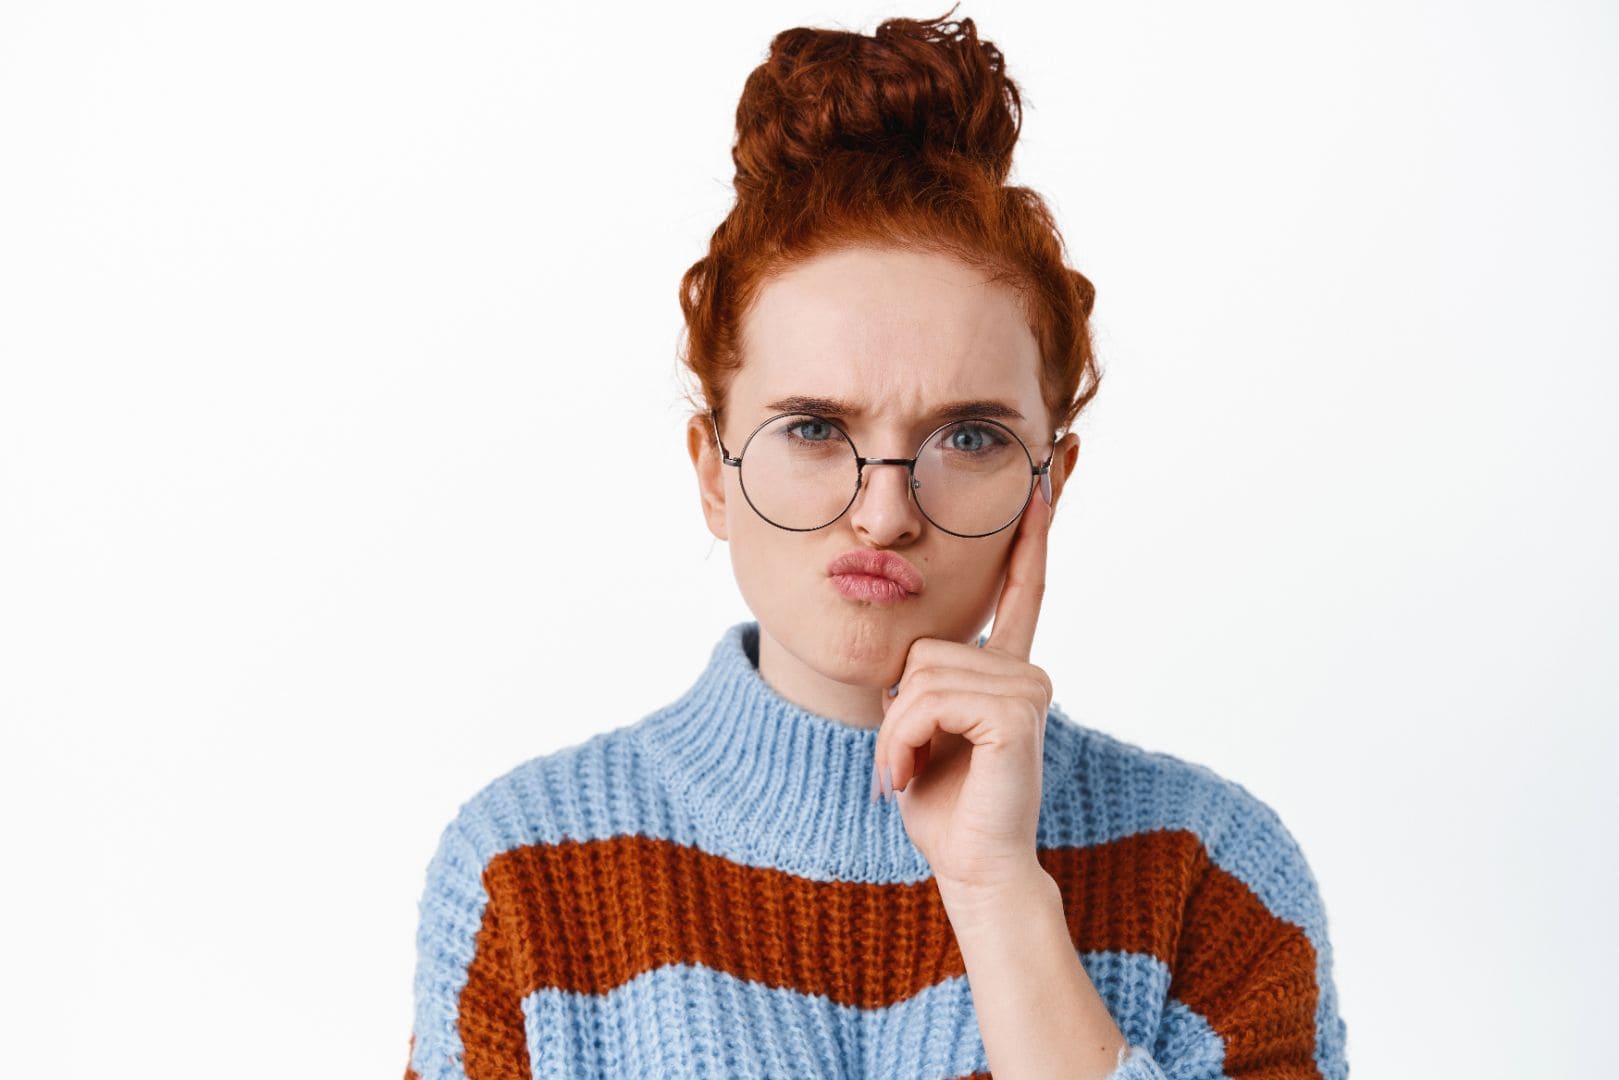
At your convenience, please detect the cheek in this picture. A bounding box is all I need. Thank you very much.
[726,512,806,610]
[947,539,1018,624]
[965,555,1010,608]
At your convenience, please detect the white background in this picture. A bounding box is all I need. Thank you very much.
[2,2,1614,1076]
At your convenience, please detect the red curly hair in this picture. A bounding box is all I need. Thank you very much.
[676,5,1100,440]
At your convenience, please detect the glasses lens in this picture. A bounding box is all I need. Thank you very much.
[738,415,861,530]
[913,419,1034,536]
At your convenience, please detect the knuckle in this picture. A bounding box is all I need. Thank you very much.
[903,666,936,692]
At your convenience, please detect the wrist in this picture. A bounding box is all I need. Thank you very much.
[935,862,1060,923]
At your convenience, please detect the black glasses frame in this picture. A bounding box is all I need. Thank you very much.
[709,407,1054,538]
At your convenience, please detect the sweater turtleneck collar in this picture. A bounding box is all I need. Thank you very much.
[632,619,1084,884]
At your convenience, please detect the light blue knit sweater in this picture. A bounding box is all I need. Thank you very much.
[406,620,1349,1079]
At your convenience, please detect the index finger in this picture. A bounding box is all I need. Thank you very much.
[983,482,1053,661]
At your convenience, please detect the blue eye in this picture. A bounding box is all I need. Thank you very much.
[942,423,1008,454]
[784,418,838,443]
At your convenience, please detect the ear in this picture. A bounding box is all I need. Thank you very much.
[1047,431,1081,515]
[686,414,730,541]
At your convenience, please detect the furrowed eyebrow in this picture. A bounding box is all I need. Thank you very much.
[762,394,1026,424]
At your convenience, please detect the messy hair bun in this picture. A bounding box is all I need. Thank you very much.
[732,10,1020,193]
[678,6,1100,437]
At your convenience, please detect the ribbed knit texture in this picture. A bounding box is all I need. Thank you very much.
[405,620,1349,1079]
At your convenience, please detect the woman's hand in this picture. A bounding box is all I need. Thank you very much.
[873,484,1056,894]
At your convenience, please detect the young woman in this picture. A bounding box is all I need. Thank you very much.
[405,9,1349,1079]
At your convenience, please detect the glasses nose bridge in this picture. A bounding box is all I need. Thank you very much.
[853,455,919,494]
[848,453,926,511]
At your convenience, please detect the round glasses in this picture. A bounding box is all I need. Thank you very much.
[710,409,1054,538]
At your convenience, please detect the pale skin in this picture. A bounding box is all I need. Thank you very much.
[686,244,1131,1078]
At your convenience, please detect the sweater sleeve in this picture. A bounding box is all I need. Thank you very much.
[1113,792,1349,1080]
[405,815,530,1080]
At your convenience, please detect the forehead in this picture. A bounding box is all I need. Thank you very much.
[732,246,1043,422]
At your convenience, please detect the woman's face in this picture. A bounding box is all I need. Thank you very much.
[686,245,1080,722]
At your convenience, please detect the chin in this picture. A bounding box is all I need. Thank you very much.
[750,574,983,684]
[823,608,913,666]
[764,589,915,682]
[820,594,987,683]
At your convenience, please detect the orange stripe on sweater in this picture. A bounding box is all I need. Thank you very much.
[415,828,1322,1079]
[402,1031,418,1079]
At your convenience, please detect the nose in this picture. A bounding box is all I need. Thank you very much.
[847,460,923,544]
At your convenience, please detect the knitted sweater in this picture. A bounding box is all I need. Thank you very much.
[405,620,1349,1079]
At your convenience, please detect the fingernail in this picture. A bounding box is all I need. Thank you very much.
[870,759,881,803]
[887,682,899,698]
[1040,469,1053,505]
[882,764,894,801]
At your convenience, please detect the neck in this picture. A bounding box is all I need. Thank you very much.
[756,623,888,730]
[631,620,1084,882]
